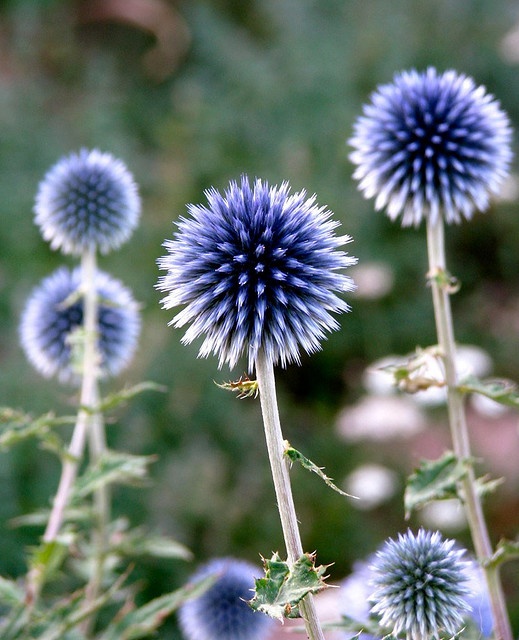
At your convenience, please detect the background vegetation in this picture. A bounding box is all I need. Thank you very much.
[1,0,518,636]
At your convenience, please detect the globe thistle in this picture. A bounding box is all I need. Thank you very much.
[20,266,140,383]
[34,149,141,255]
[349,68,512,226]
[178,558,274,640]
[369,529,471,640]
[157,176,356,370]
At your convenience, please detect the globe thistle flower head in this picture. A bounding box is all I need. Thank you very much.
[34,149,141,255]
[157,176,356,370]
[369,529,471,640]
[178,558,274,640]
[349,68,512,226]
[20,266,140,384]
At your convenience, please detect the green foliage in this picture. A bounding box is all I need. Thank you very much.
[404,452,503,518]
[458,375,519,408]
[284,441,354,498]
[249,552,330,621]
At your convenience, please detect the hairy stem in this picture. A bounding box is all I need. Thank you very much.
[426,218,512,640]
[255,348,325,640]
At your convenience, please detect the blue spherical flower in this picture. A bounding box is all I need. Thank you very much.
[178,558,274,640]
[157,176,356,370]
[20,266,140,383]
[339,552,492,640]
[369,529,471,640]
[34,149,141,255]
[349,68,512,226]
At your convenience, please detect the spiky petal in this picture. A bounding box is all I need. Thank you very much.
[157,176,356,370]
[349,68,512,226]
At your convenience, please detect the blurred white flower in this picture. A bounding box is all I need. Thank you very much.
[344,464,398,509]
[351,261,394,300]
[418,498,467,532]
[336,395,426,442]
[470,392,509,418]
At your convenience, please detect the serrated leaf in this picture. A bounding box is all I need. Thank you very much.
[489,539,519,568]
[72,451,156,499]
[459,375,519,408]
[284,442,355,499]
[99,575,215,640]
[249,552,330,621]
[404,452,466,517]
[215,375,259,398]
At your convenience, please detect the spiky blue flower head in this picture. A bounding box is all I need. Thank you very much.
[34,149,141,255]
[178,558,274,640]
[349,68,512,226]
[157,176,356,370]
[20,266,140,383]
[369,529,471,640]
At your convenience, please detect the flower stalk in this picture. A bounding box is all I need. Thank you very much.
[255,348,325,640]
[426,218,512,640]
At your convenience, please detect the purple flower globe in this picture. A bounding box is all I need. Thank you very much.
[20,266,140,383]
[349,68,512,226]
[34,149,141,255]
[178,558,274,640]
[157,176,356,370]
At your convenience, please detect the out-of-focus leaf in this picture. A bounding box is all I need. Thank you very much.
[459,375,519,408]
[249,552,330,621]
[0,407,73,452]
[0,575,24,607]
[28,534,75,589]
[404,452,465,517]
[73,451,157,499]
[405,452,502,518]
[112,525,192,561]
[99,575,215,640]
[284,442,355,498]
[489,538,519,568]
[96,382,167,413]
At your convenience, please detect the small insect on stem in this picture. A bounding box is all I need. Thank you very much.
[215,374,259,399]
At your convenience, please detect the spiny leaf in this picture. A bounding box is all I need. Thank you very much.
[404,452,466,517]
[488,539,519,568]
[459,375,519,408]
[249,552,330,621]
[98,575,215,640]
[404,452,501,518]
[73,451,157,499]
[284,442,355,499]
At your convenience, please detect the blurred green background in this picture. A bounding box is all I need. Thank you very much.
[1,0,519,636]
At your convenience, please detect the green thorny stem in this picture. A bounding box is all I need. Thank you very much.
[426,218,512,640]
[255,348,326,640]
[26,249,109,629]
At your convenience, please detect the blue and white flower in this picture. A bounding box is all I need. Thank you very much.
[157,176,356,370]
[349,68,512,226]
[34,149,141,254]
